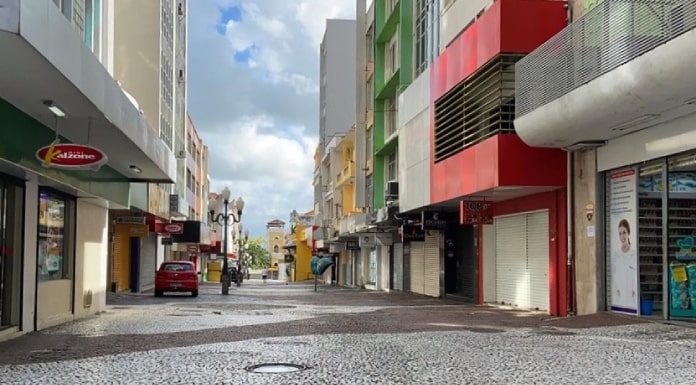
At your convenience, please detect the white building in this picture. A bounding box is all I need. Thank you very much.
[0,0,176,340]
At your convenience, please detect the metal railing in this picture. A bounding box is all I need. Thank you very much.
[516,0,696,117]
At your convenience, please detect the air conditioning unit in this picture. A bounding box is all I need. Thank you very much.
[385,180,398,200]
[176,150,187,159]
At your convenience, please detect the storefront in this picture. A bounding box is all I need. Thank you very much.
[0,174,23,335]
[480,191,568,315]
[36,189,77,329]
[603,151,696,320]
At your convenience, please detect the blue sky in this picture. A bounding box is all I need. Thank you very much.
[187,0,355,237]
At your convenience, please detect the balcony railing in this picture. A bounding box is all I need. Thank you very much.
[516,0,696,118]
[335,162,356,187]
[339,213,368,235]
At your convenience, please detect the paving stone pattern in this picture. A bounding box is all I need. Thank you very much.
[1,281,695,384]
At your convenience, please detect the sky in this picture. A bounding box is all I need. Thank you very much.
[188,0,356,238]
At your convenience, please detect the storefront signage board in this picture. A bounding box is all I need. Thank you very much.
[401,224,425,242]
[422,211,447,230]
[608,167,639,314]
[460,201,493,225]
[36,143,108,171]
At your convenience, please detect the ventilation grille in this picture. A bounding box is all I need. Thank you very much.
[434,55,521,163]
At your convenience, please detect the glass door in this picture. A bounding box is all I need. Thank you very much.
[637,163,666,317]
[0,176,24,329]
[666,153,696,319]
[0,181,5,326]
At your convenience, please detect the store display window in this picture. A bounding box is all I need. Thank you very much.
[37,190,75,281]
[607,151,696,320]
[666,154,696,318]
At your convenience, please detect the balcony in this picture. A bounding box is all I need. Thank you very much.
[335,162,355,187]
[515,0,696,148]
[324,181,334,201]
[339,213,367,236]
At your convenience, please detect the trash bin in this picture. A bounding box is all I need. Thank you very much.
[640,299,654,316]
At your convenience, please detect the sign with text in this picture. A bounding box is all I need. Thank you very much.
[346,240,360,250]
[460,201,493,225]
[421,211,447,230]
[36,143,108,171]
[115,216,146,225]
[155,222,184,235]
[401,224,425,242]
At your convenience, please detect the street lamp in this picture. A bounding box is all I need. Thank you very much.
[208,187,244,295]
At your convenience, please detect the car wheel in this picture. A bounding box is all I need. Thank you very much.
[191,290,198,298]
[155,290,164,297]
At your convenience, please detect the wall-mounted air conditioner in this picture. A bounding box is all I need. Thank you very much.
[385,180,398,200]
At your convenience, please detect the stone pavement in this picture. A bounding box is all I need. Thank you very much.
[1,280,695,384]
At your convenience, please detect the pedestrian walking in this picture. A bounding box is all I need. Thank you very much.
[261,267,268,284]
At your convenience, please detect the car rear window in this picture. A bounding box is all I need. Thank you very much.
[161,263,193,272]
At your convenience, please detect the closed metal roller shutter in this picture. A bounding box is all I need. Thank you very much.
[393,243,403,291]
[423,231,440,297]
[410,242,425,295]
[527,211,550,311]
[495,215,529,308]
[139,234,158,293]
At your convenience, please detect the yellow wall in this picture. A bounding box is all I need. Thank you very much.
[112,223,148,292]
[292,224,313,281]
[267,227,285,267]
[342,184,355,216]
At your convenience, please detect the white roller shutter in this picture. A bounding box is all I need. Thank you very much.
[139,234,158,293]
[495,215,528,308]
[527,211,550,311]
[410,242,425,295]
[423,231,440,297]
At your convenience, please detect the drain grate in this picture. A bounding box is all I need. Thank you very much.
[245,363,310,374]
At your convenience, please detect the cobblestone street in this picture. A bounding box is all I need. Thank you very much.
[1,281,696,384]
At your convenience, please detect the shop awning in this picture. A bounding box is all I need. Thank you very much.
[0,1,176,183]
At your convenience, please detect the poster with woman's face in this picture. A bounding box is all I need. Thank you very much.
[609,168,639,314]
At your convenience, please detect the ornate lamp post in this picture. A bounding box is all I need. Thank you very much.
[208,187,244,295]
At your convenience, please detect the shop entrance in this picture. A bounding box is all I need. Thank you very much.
[607,152,696,320]
[0,176,23,329]
[444,225,476,300]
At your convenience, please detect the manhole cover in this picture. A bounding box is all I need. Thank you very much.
[245,363,309,374]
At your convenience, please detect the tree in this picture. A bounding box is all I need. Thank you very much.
[246,236,270,269]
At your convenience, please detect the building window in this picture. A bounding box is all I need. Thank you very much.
[273,245,279,253]
[384,98,397,138]
[386,151,397,182]
[415,0,429,76]
[38,191,75,281]
[386,35,399,77]
[186,169,192,190]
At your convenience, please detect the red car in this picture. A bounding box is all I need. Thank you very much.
[155,261,198,297]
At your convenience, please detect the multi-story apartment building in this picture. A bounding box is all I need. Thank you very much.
[328,0,574,318]
[107,1,210,293]
[517,0,696,322]
[315,20,357,262]
[0,0,176,339]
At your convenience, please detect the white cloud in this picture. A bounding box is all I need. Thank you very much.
[295,0,356,46]
[188,0,353,236]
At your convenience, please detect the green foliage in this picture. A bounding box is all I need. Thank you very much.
[246,236,270,269]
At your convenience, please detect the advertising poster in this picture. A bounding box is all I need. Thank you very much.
[609,168,639,314]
